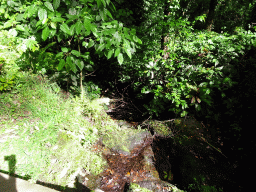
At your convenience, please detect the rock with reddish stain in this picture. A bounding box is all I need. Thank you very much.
[78,127,180,192]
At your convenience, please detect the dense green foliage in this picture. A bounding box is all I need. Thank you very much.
[1,0,256,191]
[1,0,255,118]
[0,0,142,97]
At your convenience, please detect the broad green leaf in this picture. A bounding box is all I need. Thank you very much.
[113,32,121,43]
[96,0,102,8]
[123,38,129,46]
[111,20,118,25]
[44,2,54,12]
[42,18,48,25]
[105,39,111,49]
[99,10,104,21]
[57,34,62,42]
[38,8,47,21]
[58,59,65,71]
[130,28,136,35]
[56,52,63,58]
[49,29,56,38]
[51,17,65,22]
[83,41,88,47]
[15,14,23,21]
[75,21,83,35]
[42,26,50,41]
[3,21,12,29]
[114,48,120,57]
[71,50,80,57]
[124,48,132,59]
[98,44,105,51]
[137,37,142,44]
[101,0,106,7]
[50,22,57,29]
[107,49,114,59]
[53,0,60,10]
[106,9,113,19]
[84,17,92,33]
[61,47,68,52]
[99,8,108,21]
[9,29,17,37]
[88,39,94,48]
[27,5,37,17]
[35,20,42,28]
[60,23,70,35]
[117,53,123,64]
[96,15,101,21]
[70,24,75,36]
[16,25,25,31]
[123,27,131,40]
[76,60,84,71]
[181,111,188,117]
[67,56,77,73]
[132,35,138,42]
[81,54,89,59]
[91,24,98,37]
[228,47,235,52]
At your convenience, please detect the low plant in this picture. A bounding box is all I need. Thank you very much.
[187,177,223,192]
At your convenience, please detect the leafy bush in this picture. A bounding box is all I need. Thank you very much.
[1,0,142,98]
[70,80,102,100]
[122,24,256,118]
[0,71,16,92]
[0,30,21,92]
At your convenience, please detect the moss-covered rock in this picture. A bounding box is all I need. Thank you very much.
[141,120,174,137]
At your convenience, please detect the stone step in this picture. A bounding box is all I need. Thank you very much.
[0,173,59,192]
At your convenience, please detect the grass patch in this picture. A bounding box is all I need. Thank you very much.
[0,72,118,189]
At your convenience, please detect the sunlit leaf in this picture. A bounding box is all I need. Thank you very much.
[75,21,83,35]
[42,26,50,41]
[96,44,104,51]
[16,25,25,31]
[88,39,94,48]
[70,24,75,36]
[61,47,68,52]
[84,17,92,33]
[124,48,132,59]
[76,60,84,71]
[107,49,114,59]
[60,23,70,35]
[44,2,54,12]
[38,8,47,21]
[117,53,123,64]
[114,48,120,57]
[71,50,80,57]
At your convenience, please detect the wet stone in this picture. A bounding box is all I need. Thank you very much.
[79,127,179,192]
